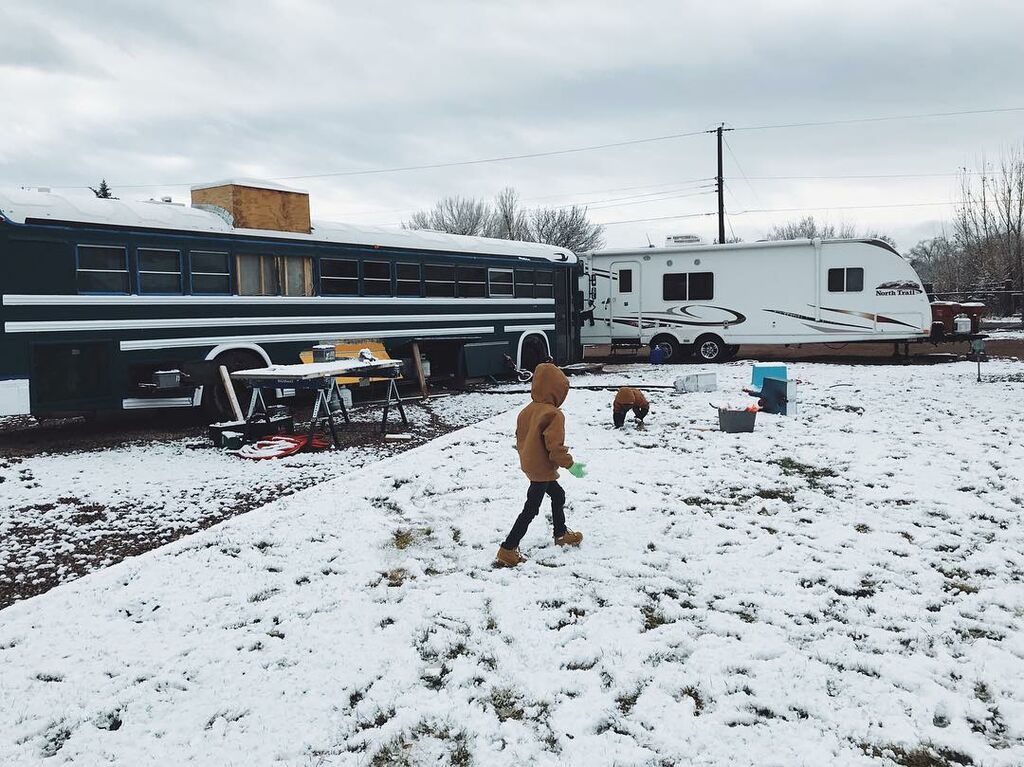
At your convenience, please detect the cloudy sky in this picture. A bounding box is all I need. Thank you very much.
[2,0,1022,250]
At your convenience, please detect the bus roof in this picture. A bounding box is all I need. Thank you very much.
[588,238,901,258]
[0,187,576,263]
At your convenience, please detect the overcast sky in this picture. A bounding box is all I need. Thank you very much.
[2,0,1022,251]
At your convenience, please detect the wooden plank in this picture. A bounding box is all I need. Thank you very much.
[218,365,245,422]
[410,341,429,398]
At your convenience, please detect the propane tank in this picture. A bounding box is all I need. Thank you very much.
[953,314,972,335]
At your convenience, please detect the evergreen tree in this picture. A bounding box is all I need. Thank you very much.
[89,179,116,199]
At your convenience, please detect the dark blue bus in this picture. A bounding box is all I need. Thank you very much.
[0,184,581,418]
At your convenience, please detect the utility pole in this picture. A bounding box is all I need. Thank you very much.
[708,124,733,244]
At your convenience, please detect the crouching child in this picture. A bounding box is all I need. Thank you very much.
[496,363,586,568]
[612,387,649,428]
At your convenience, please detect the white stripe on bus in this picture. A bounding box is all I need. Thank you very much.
[119,326,497,352]
[4,312,553,334]
[504,324,556,332]
[1,294,555,307]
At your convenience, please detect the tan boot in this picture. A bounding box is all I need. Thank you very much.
[554,529,583,547]
[495,547,526,567]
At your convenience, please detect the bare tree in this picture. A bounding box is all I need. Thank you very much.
[764,215,858,241]
[764,215,896,248]
[405,188,604,252]
[953,145,1024,322]
[907,236,959,290]
[403,196,494,236]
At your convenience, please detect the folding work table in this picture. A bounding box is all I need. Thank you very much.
[231,358,406,448]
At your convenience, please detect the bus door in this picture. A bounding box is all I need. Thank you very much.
[610,261,641,341]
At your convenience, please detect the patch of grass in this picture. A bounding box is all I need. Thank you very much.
[385,568,410,587]
[944,580,979,595]
[771,457,837,489]
[40,722,72,757]
[615,686,642,715]
[490,687,525,722]
[679,684,704,716]
[835,577,876,599]
[854,523,871,533]
[861,743,975,766]
[641,604,673,631]
[248,587,280,603]
[755,488,795,503]
[35,672,63,683]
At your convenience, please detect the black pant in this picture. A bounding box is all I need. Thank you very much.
[502,481,566,549]
[613,405,649,428]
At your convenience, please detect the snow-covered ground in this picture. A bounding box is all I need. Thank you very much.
[0,392,523,607]
[1,361,1023,766]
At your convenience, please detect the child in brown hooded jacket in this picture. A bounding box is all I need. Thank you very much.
[496,363,586,567]
[612,387,649,428]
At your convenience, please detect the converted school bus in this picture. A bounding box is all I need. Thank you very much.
[0,180,581,418]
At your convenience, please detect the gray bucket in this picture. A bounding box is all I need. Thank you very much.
[718,408,756,433]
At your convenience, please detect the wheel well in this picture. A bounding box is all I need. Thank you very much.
[516,332,550,367]
[197,345,272,409]
[649,332,681,347]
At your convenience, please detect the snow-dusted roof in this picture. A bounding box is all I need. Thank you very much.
[0,188,576,263]
[190,178,309,194]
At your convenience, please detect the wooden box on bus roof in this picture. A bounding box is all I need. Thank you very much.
[190,178,310,234]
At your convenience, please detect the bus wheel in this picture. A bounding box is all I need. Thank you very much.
[694,334,728,363]
[520,335,549,372]
[650,335,683,363]
[203,350,266,421]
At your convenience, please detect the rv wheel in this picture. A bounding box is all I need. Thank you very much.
[649,335,683,363]
[694,334,727,363]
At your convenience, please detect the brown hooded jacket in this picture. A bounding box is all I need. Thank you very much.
[516,363,574,481]
[613,387,649,411]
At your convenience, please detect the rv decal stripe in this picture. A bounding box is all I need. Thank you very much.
[118,326,496,352]
[4,312,552,334]
[818,305,923,330]
[764,309,870,330]
[1,294,555,307]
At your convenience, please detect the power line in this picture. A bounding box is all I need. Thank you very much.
[730,200,961,215]
[743,171,984,181]
[722,137,764,210]
[732,105,1024,132]
[568,186,716,211]
[599,211,716,227]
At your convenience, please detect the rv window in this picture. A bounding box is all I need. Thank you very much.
[488,268,514,297]
[689,272,714,301]
[515,269,535,298]
[320,258,358,295]
[617,268,633,293]
[534,270,554,298]
[828,267,864,293]
[363,260,392,296]
[457,266,487,298]
[138,248,182,294]
[282,257,314,296]
[846,267,864,292]
[827,268,845,292]
[663,273,688,301]
[424,264,456,297]
[190,251,231,294]
[396,262,421,296]
[77,245,129,294]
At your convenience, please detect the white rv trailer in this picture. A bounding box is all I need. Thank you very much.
[579,238,931,362]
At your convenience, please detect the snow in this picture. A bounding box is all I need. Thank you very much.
[190,178,309,194]
[0,187,576,262]
[2,361,1023,765]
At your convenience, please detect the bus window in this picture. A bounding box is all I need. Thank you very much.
[320,259,358,295]
[77,245,129,294]
[237,254,273,295]
[363,261,393,296]
[488,268,514,297]
[424,264,455,297]
[535,270,554,298]
[282,256,313,296]
[457,266,487,297]
[396,263,421,296]
[515,269,535,298]
[138,248,182,294]
[190,251,231,294]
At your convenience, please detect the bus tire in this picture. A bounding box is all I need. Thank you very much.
[203,350,266,421]
[519,334,549,372]
[694,334,728,363]
[650,334,683,363]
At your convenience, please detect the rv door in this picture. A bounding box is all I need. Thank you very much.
[610,261,641,341]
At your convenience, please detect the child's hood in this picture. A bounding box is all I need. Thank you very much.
[530,363,569,407]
